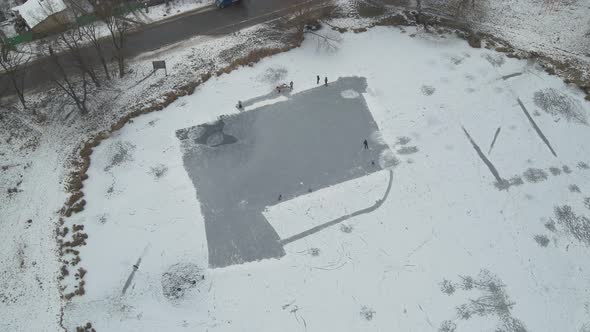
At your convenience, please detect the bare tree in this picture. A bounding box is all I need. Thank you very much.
[57,25,101,87]
[0,40,31,109]
[47,45,90,114]
[93,1,137,78]
[79,20,111,80]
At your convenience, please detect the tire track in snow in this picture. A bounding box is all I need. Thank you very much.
[462,126,504,184]
[517,97,558,157]
[488,127,502,155]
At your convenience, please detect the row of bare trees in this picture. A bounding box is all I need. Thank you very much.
[0,0,138,114]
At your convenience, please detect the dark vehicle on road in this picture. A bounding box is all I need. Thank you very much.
[215,0,240,8]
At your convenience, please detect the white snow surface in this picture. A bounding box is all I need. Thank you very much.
[61,26,590,331]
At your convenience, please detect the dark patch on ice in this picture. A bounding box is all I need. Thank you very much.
[563,165,572,174]
[584,197,590,211]
[569,184,582,193]
[578,162,590,170]
[194,120,238,147]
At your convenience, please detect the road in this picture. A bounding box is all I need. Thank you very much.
[0,0,325,98]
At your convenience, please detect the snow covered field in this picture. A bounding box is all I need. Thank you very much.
[61,25,590,331]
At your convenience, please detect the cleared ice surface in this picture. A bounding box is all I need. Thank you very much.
[177,77,394,268]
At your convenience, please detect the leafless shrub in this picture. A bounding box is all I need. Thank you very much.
[544,219,557,232]
[161,263,204,302]
[309,248,320,256]
[534,88,587,125]
[554,205,590,246]
[439,320,457,332]
[451,270,528,332]
[578,162,590,170]
[440,279,456,295]
[104,141,135,171]
[340,224,353,233]
[421,85,436,95]
[549,167,562,176]
[360,305,375,321]
[396,136,411,145]
[584,197,590,210]
[523,168,548,183]
[258,67,288,83]
[150,164,168,179]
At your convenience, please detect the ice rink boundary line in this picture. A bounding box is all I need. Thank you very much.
[280,169,394,245]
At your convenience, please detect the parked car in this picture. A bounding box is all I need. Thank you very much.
[215,0,240,9]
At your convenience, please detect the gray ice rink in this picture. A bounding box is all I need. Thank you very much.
[177,77,394,268]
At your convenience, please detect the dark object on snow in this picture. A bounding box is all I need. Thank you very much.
[363,139,369,150]
[317,75,320,84]
[290,81,293,90]
[304,22,321,32]
[324,77,328,86]
[278,194,282,201]
[238,100,243,109]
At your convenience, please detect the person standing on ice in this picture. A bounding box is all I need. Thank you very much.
[363,139,369,150]
[324,77,328,86]
[317,75,320,84]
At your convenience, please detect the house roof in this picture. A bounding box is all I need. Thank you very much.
[12,0,66,28]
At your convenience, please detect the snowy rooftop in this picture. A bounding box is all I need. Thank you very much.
[12,0,66,28]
